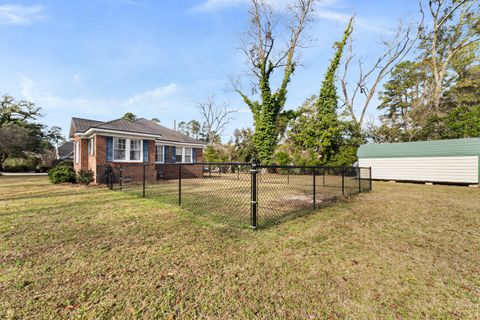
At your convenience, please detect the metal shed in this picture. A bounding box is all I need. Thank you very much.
[357,138,480,185]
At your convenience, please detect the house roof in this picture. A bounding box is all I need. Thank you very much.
[358,138,480,158]
[57,141,74,159]
[69,117,205,145]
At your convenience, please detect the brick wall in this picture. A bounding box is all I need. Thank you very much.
[195,148,203,162]
[92,138,204,184]
[155,164,203,180]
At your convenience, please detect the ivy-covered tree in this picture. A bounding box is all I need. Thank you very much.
[234,0,316,164]
[289,17,354,165]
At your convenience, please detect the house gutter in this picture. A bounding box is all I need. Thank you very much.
[154,139,205,148]
[76,128,161,139]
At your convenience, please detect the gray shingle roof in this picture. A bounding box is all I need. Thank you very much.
[69,117,205,145]
[57,141,73,159]
[69,117,104,138]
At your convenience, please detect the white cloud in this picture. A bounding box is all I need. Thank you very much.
[19,74,180,117]
[0,4,45,25]
[316,9,392,34]
[191,0,389,34]
[191,0,246,12]
[192,0,338,12]
[127,84,178,107]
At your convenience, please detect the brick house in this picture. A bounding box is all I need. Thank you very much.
[69,117,205,183]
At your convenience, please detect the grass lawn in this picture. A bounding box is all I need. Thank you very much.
[0,176,479,319]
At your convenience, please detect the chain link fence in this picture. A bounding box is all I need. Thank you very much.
[97,163,372,229]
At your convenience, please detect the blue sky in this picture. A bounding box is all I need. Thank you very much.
[0,0,421,141]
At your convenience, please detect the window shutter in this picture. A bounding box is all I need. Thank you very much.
[143,140,149,162]
[171,146,176,163]
[192,148,196,163]
[164,146,169,163]
[106,137,113,161]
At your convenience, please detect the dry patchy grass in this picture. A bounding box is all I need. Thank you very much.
[0,176,479,319]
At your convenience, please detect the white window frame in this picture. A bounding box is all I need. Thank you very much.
[155,145,165,163]
[75,141,80,164]
[129,139,142,161]
[89,138,95,156]
[113,137,143,162]
[175,147,183,163]
[184,147,193,163]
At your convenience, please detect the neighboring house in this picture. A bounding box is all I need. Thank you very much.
[358,138,480,186]
[57,141,74,160]
[69,117,205,183]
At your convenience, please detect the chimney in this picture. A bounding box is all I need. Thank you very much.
[174,120,176,131]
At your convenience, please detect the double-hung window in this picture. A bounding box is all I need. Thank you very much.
[155,145,164,163]
[113,138,126,161]
[112,138,142,162]
[175,147,183,163]
[184,147,192,163]
[130,140,141,161]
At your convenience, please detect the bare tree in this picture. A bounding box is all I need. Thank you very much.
[197,96,237,144]
[420,0,480,115]
[233,0,316,164]
[340,18,422,130]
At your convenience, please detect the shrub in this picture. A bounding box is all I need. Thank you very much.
[77,169,94,185]
[48,165,76,184]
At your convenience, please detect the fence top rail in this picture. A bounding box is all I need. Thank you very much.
[255,164,370,170]
[96,162,371,170]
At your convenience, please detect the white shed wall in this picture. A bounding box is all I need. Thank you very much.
[358,156,478,184]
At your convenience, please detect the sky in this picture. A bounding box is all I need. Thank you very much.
[0,0,422,141]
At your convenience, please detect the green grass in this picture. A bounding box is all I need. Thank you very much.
[1,176,479,319]
[118,172,365,228]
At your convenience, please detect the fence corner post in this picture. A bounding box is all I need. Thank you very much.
[142,164,146,198]
[313,168,316,210]
[178,164,182,206]
[341,166,345,197]
[119,164,123,192]
[358,167,361,194]
[250,163,258,230]
[369,166,372,191]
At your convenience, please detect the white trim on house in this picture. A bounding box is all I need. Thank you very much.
[74,140,80,164]
[77,128,160,140]
[155,144,165,163]
[155,139,205,148]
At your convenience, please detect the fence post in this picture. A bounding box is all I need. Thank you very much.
[369,166,372,191]
[323,168,325,186]
[250,163,258,229]
[142,164,146,198]
[119,164,123,192]
[341,166,345,197]
[358,167,361,194]
[313,168,316,210]
[209,164,211,178]
[178,164,182,206]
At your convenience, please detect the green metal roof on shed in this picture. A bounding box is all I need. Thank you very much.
[357,138,480,158]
